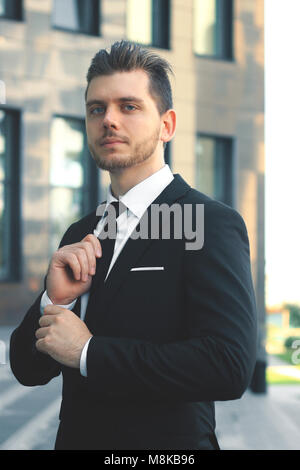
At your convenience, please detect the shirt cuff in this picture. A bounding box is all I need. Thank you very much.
[80,337,93,377]
[40,291,77,315]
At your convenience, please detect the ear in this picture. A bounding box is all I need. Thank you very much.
[160,109,176,145]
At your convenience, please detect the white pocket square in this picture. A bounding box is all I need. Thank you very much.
[130,267,165,271]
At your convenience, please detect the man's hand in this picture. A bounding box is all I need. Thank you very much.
[46,234,102,305]
[35,305,93,368]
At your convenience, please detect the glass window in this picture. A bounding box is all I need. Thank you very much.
[0,109,21,281]
[49,116,99,253]
[52,0,100,36]
[195,135,233,206]
[127,0,170,49]
[194,0,233,59]
[0,0,23,20]
[164,142,172,168]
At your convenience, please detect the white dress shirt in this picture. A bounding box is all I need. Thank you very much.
[40,164,174,376]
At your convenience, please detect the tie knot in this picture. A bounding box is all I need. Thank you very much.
[105,201,127,220]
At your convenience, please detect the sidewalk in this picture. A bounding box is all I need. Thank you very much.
[215,356,300,450]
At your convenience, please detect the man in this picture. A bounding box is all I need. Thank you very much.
[10,41,257,450]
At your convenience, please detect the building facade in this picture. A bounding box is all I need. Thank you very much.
[0,0,265,377]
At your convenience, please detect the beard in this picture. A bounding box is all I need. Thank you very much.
[88,126,161,172]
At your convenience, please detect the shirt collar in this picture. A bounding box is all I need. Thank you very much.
[105,164,174,219]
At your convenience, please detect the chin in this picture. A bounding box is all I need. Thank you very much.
[94,154,135,171]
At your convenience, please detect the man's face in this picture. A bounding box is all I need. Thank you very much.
[85,69,164,172]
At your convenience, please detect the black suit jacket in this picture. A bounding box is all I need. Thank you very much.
[10,174,257,450]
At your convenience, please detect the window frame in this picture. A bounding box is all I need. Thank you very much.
[0,107,22,282]
[194,0,234,61]
[49,114,100,231]
[164,141,172,168]
[52,0,101,37]
[151,0,171,50]
[0,0,23,21]
[127,0,171,50]
[195,132,235,207]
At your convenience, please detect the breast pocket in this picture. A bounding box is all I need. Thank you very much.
[130,266,165,272]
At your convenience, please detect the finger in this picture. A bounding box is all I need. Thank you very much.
[36,337,49,354]
[81,241,97,276]
[35,326,50,340]
[63,252,82,281]
[82,234,102,258]
[75,248,91,282]
[43,305,65,316]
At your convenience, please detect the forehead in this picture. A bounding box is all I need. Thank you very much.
[86,69,153,102]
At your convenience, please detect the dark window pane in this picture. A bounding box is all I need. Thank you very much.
[194,0,233,59]
[50,117,84,189]
[0,182,6,277]
[49,116,99,253]
[127,0,170,49]
[164,141,172,167]
[0,0,5,16]
[49,187,82,254]
[0,0,23,20]
[0,111,10,279]
[195,135,233,206]
[52,0,100,36]
[152,0,170,49]
[0,109,21,281]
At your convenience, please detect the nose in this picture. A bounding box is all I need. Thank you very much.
[102,106,120,130]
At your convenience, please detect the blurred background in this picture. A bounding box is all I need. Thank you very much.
[0,0,299,450]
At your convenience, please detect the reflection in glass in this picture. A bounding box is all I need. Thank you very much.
[0,108,20,280]
[194,0,233,59]
[49,187,82,254]
[50,117,84,188]
[0,0,5,16]
[50,117,85,254]
[195,135,233,206]
[194,0,217,56]
[53,0,79,31]
[127,0,152,45]
[52,0,99,35]
[195,137,215,197]
[0,110,7,277]
[0,184,5,275]
[0,0,22,20]
[0,111,5,181]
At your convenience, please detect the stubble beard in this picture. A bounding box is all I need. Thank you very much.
[89,127,161,172]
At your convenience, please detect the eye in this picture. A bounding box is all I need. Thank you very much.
[123,104,136,111]
[90,106,105,115]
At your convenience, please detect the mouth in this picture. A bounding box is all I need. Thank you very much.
[101,139,127,148]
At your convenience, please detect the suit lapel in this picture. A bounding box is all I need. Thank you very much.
[100,174,191,308]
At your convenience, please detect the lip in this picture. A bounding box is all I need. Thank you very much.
[101,139,126,147]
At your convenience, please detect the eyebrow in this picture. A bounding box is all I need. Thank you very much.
[86,97,145,107]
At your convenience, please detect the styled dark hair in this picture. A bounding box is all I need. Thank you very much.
[85,40,173,115]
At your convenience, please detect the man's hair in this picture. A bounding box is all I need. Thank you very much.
[85,40,173,115]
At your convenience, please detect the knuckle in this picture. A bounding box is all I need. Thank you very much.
[68,252,79,263]
[84,234,94,243]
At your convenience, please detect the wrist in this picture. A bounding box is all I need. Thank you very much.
[40,291,77,316]
[48,294,77,305]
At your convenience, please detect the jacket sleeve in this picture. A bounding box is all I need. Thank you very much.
[9,223,76,386]
[85,201,258,402]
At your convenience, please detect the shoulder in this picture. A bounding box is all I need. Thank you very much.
[177,186,250,252]
[180,186,246,225]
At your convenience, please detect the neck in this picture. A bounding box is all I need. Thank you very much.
[109,154,165,198]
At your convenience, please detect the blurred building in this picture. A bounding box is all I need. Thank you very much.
[0,0,265,380]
